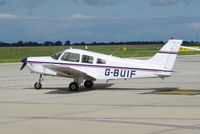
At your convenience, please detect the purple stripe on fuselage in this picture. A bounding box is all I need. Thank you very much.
[158,51,178,54]
[27,61,173,73]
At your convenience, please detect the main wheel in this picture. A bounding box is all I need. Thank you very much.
[69,82,79,91]
[84,80,93,89]
[34,82,42,90]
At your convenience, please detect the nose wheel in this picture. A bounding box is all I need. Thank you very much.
[34,82,42,89]
[34,74,43,90]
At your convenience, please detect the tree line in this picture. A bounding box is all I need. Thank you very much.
[0,40,199,47]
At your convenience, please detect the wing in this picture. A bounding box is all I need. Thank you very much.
[43,64,96,80]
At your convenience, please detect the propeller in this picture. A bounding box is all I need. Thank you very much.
[20,58,27,70]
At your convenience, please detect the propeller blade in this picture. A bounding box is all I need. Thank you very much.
[20,63,27,70]
[20,58,27,70]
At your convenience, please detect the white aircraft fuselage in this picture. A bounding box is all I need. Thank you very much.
[27,50,171,79]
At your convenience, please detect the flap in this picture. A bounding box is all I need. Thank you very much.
[43,64,95,80]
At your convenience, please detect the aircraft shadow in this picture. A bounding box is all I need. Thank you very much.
[141,87,179,94]
[44,83,114,94]
[98,87,179,91]
[24,84,179,94]
[44,85,178,95]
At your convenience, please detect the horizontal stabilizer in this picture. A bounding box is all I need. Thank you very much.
[154,72,172,78]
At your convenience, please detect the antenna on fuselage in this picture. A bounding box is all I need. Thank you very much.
[110,47,120,56]
[70,43,73,49]
[110,45,127,57]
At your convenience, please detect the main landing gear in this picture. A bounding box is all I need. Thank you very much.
[84,80,93,89]
[34,74,43,90]
[69,82,79,91]
[69,78,94,91]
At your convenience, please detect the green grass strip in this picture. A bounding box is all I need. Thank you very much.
[0,45,200,63]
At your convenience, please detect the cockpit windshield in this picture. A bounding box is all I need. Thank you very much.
[51,50,64,60]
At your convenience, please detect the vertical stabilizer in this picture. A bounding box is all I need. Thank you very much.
[148,39,183,70]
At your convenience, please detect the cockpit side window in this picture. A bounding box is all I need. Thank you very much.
[61,52,80,62]
[82,55,93,64]
[51,51,64,60]
[97,58,106,64]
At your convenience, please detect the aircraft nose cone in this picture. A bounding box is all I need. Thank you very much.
[21,58,27,63]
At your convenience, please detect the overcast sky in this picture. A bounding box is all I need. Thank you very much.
[0,0,200,43]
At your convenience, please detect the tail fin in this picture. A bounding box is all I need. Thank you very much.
[148,39,183,70]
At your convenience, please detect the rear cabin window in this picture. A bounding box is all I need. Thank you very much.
[61,52,80,62]
[82,55,93,64]
[97,58,106,64]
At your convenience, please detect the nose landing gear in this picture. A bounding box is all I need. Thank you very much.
[34,74,43,90]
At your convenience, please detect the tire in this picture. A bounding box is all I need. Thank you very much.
[34,82,42,90]
[84,80,93,89]
[69,82,79,91]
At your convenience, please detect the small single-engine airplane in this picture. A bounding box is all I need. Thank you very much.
[20,39,183,91]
